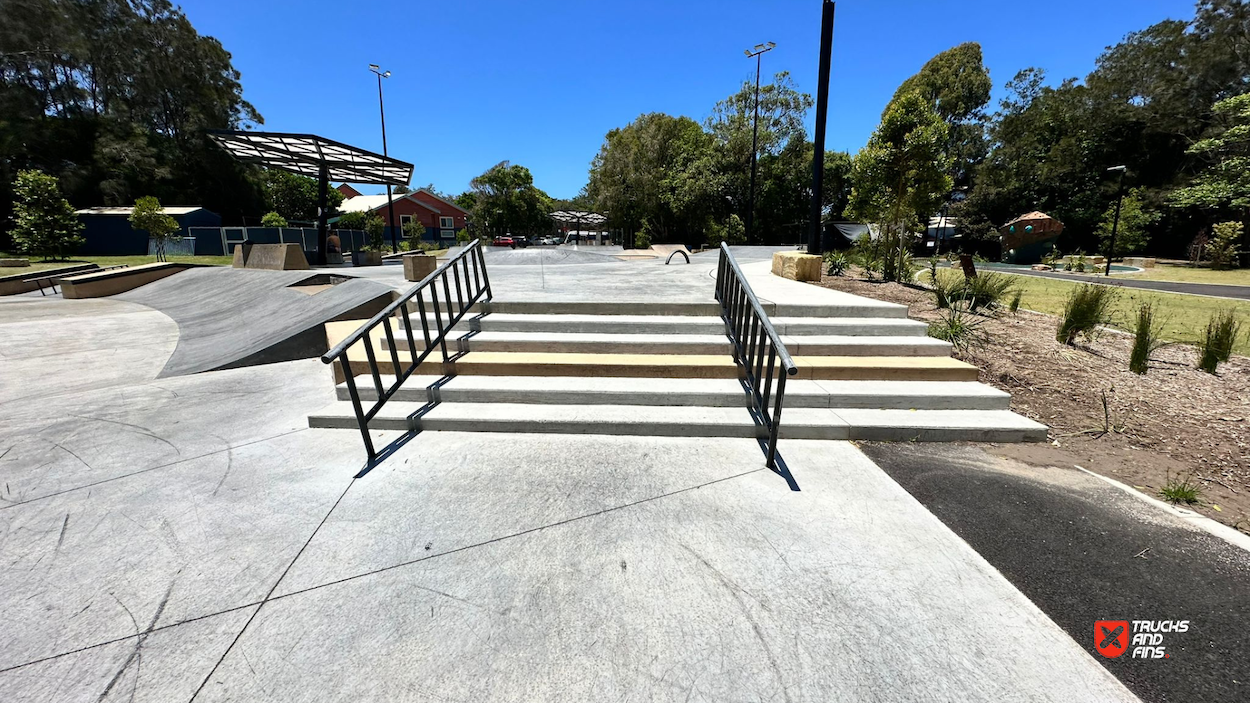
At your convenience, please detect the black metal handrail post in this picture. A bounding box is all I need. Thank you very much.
[714,243,799,468]
[322,240,491,460]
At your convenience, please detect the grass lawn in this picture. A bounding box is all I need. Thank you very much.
[0,254,234,277]
[937,269,1250,355]
[1117,262,1250,287]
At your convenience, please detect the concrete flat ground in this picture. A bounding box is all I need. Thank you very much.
[0,289,1138,701]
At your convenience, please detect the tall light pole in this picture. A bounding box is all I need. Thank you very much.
[369,64,398,254]
[745,41,775,245]
[1105,165,1127,277]
[808,0,836,255]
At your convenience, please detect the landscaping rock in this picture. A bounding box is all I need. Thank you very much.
[771,251,822,282]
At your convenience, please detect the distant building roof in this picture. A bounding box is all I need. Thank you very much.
[75,206,210,216]
[1003,211,1058,227]
[414,188,469,215]
[338,193,439,214]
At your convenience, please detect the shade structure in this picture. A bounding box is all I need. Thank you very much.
[207,130,414,265]
[549,210,607,226]
[206,130,412,186]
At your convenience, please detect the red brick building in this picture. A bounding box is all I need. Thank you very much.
[335,185,468,242]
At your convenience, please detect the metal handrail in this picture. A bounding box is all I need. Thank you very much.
[714,243,798,468]
[322,240,492,460]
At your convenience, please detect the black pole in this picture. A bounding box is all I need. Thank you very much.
[747,52,762,245]
[377,71,398,254]
[1105,168,1126,276]
[808,1,835,255]
[316,164,329,266]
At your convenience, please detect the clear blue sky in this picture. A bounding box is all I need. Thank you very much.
[183,0,1195,199]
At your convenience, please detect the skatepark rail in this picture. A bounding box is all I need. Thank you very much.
[715,243,798,469]
[321,239,492,460]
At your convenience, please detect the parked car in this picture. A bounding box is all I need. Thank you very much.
[491,236,515,247]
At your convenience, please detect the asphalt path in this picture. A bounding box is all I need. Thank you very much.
[993,267,1250,300]
[860,442,1250,703]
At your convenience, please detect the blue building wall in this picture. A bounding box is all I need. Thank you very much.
[78,209,221,256]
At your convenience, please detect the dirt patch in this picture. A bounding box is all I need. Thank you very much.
[816,269,1250,534]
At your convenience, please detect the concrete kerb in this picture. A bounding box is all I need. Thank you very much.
[1075,466,1250,554]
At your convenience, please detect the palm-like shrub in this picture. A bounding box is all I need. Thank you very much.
[1057,284,1118,345]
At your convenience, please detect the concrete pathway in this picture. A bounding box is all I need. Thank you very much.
[0,292,1137,701]
[995,266,1250,300]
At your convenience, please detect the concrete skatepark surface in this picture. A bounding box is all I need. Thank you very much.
[0,248,1145,701]
[114,267,395,376]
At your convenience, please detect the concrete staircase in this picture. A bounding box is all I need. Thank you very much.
[308,299,1047,444]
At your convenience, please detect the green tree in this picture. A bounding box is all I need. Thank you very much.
[129,196,180,262]
[846,92,952,281]
[465,161,552,237]
[260,170,344,223]
[335,211,369,230]
[402,218,426,244]
[1208,222,1242,270]
[363,215,385,251]
[1098,188,1158,256]
[10,169,84,260]
[887,42,992,187]
[0,0,265,236]
[260,211,288,227]
[1171,94,1250,263]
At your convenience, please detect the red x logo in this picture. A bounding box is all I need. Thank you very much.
[1095,620,1130,658]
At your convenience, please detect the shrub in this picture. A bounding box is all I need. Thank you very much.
[1208,222,1242,270]
[1057,283,1118,345]
[1008,290,1022,314]
[927,298,988,354]
[362,215,386,251]
[260,211,288,227]
[1198,308,1242,373]
[402,219,426,243]
[1129,302,1166,375]
[10,169,84,260]
[336,211,368,230]
[1074,252,1088,273]
[634,230,652,249]
[963,272,1015,312]
[825,251,849,276]
[456,229,471,244]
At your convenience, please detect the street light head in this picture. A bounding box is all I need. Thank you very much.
[1107,165,1127,172]
[766,42,776,49]
[368,64,379,70]
[744,49,752,57]
[383,71,391,78]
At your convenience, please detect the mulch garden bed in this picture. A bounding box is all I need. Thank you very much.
[815,269,1250,534]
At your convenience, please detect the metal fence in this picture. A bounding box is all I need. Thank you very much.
[149,237,195,257]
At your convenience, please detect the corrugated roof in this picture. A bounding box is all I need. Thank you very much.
[75,206,207,216]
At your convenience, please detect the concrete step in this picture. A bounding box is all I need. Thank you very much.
[469,314,928,337]
[330,352,981,383]
[336,375,1012,410]
[308,402,1046,442]
[399,300,910,319]
[390,331,952,357]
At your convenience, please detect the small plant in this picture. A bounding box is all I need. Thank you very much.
[362,215,386,251]
[825,251,850,276]
[1198,308,1242,373]
[1008,290,1022,313]
[1128,302,1167,374]
[963,271,1016,312]
[260,211,288,227]
[1075,252,1088,273]
[1057,283,1118,345]
[927,298,988,354]
[456,229,471,244]
[1159,471,1202,505]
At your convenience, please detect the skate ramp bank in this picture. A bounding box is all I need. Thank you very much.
[116,267,395,377]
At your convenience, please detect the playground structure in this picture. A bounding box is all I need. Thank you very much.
[1000,211,1065,264]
